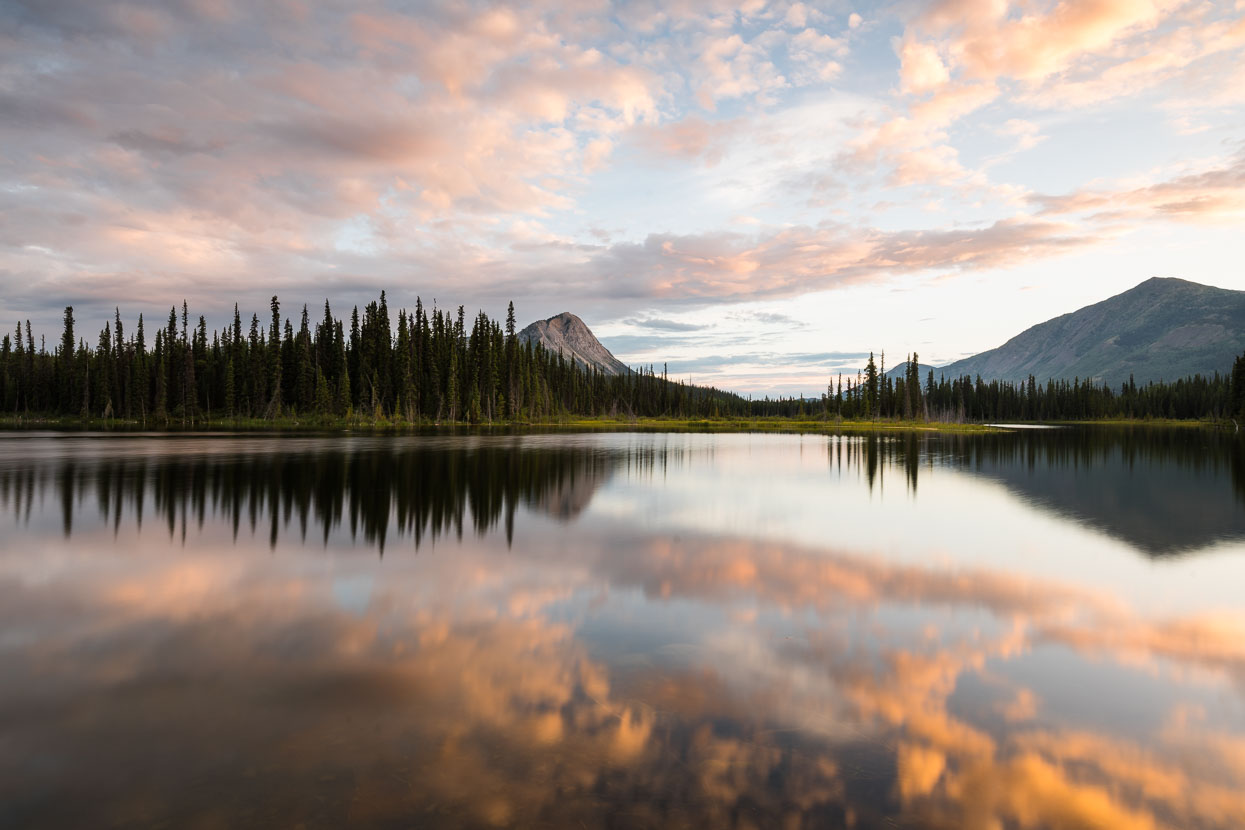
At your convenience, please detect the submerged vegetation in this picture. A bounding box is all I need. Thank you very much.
[2,294,1244,428]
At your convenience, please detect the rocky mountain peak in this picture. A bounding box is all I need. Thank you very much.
[518,312,629,376]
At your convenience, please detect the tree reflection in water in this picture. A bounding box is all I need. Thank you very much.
[2,430,1245,827]
[3,428,1241,556]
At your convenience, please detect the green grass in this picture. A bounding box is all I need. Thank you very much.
[0,412,1236,434]
[550,416,1006,433]
[0,413,1070,434]
[1018,417,1232,429]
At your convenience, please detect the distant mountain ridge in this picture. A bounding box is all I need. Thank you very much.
[884,362,939,382]
[519,312,629,376]
[934,278,1245,387]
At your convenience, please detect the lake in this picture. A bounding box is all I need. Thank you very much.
[2,427,1245,829]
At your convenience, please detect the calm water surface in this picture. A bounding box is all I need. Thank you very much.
[2,428,1245,829]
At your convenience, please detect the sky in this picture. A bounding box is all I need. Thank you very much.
[1,0,1243,395]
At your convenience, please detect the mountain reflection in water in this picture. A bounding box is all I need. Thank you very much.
[1,429,1245,829]
[3,428,1242,558]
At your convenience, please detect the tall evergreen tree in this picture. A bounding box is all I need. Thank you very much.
[864,352,879,418]
[266,296,282,418]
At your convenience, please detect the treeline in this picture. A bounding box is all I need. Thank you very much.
[0,441,622,551]
[823,422,1245,502]
[0,295,747,423]
[8,431,1239,558]
[2,298,1243,424]
[757,351,1245,422]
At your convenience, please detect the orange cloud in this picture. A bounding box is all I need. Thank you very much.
[631,116,744,166]
[955,752,1161,830]
[1032,150,1245,222]
[583,216,1098,301]
[853,0,1245,192]
[899,38,951,94]
[9,489,1245,828]
[934,0,1179,83]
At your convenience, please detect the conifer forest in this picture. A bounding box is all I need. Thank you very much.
[2,294,1243,424]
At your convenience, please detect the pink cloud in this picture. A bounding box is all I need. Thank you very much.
[581,217,1098,302]
[1032,150,1245,222]
[1,0,1239,338]
[968,0,1175,81]
[852,0,1245,190]
[840,81,1000,190]
[899,38,950,94]
[631,116,743,166]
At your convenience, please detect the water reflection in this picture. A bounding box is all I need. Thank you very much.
[901,428,1245,556]
[2,429,1245,828]
[0,436,640,551]
[3,428,1241,557]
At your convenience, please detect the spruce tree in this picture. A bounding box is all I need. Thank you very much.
[266,296,282,418]
[864,353,878,418]
[224,358,235,418]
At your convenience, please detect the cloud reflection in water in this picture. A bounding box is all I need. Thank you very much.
[1,430,1244,828]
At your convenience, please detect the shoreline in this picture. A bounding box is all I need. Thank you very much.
[0,415,1233,434]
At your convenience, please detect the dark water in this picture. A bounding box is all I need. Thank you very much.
[2,428,1245,829]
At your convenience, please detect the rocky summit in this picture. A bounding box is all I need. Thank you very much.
[518,312,630,376]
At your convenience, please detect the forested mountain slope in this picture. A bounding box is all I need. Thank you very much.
[940,278,1245,386]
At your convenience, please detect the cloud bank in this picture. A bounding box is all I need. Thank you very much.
[1,0,1243,390]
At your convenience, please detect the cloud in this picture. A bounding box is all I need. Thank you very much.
[694,33,788,109]
[0,0,878,330]
[631,116,743,166]
[578,217,1098,302]
[847,0,1245,192]
[727,309,810,327]
[1,0,1242,370]
[657,350,870,374]
[0,185,1105,336]
[622,316,708,332]
[915,0,1245,112]
[919,0,1180,83]
[898,38,950,94]
[783,3,809,29]
[995,118,1044,151]
[595,333,704,353]
[786,27,846,84]
[8,442,1245,828]
[1031,149,1245,221]
[840,81,1000,190]
[2,5,658,232]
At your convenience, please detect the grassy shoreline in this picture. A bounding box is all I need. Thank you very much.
[0,414,1234,433]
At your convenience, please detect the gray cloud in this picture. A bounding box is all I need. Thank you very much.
[728,310,810,328]
[110,129,225,158]
[0,0,1195,350]
[621,317,709,332]
[598,334,704,352]
[664,351,872,374]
